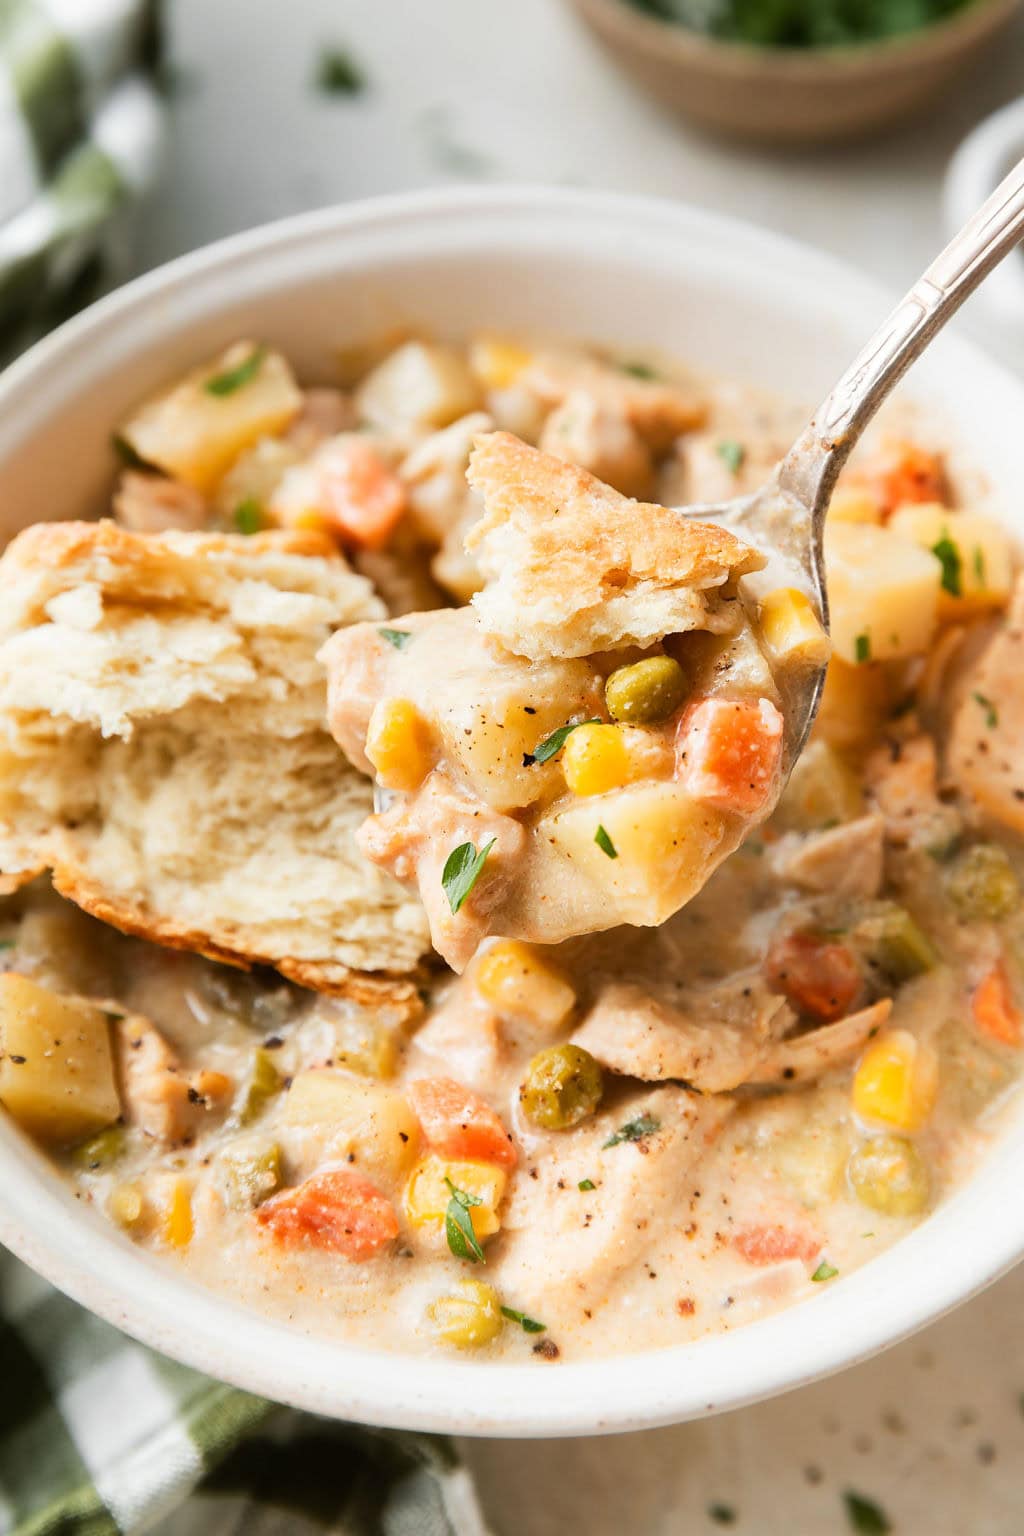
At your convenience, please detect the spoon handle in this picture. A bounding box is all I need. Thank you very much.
[779,153,1024,516]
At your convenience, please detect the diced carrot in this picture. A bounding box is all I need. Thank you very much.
[733,1224,821,1266]
[320,439,406,549]
[858,440,947,517]
[765,930,862,1023]
[972,962,1022,1047]
[408,1077,517,1169]
[255,1170,399,1259]
[676,697,784,816]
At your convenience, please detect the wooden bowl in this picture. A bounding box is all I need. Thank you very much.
[567,0,1023,144]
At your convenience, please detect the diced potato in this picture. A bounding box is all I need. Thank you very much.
[404,1154,507,1239]
[0,974,120,1145]
[356,342,481,430]
[213,436,299,520]
[366,698,437,792]
[472,941,576,1030]
[888,503,1013,617]
[825,522,942,664]
[775,739,863,831]
[758,587,831,670]
[282,1071,419,1181]
[828,486,883,525]
[543,782,727,927]
[118,342,303,492]
[469,336,532,390]
[852,1029,938,1131]
[813,657,893,750]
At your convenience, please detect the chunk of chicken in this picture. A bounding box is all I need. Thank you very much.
[748,998,892,1087]
[115,1013,232,1144]
[865,734,961,854]
[539,392,655,500]
[946,576,1024,835]
[572,974,793,1092]
[113,472,208,533]
[523,350,707,452]
[285,388,356,455]
[774,814,885,900]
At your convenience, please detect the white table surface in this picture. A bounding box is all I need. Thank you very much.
[139,3,1024,1530]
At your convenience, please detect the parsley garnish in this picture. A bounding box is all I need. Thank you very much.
[0,939,13,951]
[811,1259,838,1282]
[315,46,366,96]
[378,627,413,651]
[441,839,496,915]
[525,717,601,767]
[932,533,962,597]
[233,498,263,535]
[500,1305,546,1333]
[854,631,871,664]
[973,691,998,729]
[619,360,660,380]
[110,432,149,469]
[578,1178,596,1191]
[708,1506,737,1527]
[842,1491,890,1534]
[603,1113,660,1149]
[204,345,267,397]
[444,1177,485,1264]
[594,824,617,859]
[974,545,987,584]
[716,439,745,475]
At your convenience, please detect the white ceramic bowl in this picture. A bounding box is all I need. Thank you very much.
[2,188,1024,1438]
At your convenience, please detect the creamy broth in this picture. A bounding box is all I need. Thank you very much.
[1,332,1022,1364]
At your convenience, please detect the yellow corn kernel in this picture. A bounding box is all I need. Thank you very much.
[109,1181,147,1232]
[829,487,883,525]
[404,1155,507,1240]
[365,698,435,792]
[562,723,633,797]
[759,587,831,669]
[473,940,576,1029]
[469,336,532,390]
[161,1178,194,1249]
[427,1279,503,1349]
[853,1029,938,1132]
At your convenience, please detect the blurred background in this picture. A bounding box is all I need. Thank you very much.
[5,1,1024,1532]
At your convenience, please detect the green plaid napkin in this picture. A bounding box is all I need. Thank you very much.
[0,1251,490,1536]
[0,0,164,350]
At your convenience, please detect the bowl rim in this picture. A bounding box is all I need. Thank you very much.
[3,184,1024,1437]
[568,0,1022,72]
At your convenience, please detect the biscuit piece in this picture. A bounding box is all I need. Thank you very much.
[0,522,431,1002]
[466,431,764,661]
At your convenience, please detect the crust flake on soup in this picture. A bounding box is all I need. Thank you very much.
[0,329,1021,1362]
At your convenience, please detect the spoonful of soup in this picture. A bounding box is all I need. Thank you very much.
[321,156,1024,970]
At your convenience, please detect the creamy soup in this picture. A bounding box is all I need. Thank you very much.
[0,331,1022,1363]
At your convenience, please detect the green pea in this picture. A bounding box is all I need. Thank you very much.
[604,656,687,725]
[427,1279,503,1349]
[520,1044,603,1130]
[945,843,1020,922]
[855,901,937,983]
[71,1122,126,1171]
[847,1135,930,1217]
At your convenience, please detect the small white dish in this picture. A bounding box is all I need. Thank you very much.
[945,97,1024,332]
[2,188,1024,1436]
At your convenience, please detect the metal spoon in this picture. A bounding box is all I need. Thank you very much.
[682,153,1024,769]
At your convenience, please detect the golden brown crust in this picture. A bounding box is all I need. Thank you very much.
[523,352,707,452]
[466,431,763,608]
[1,519,338,583]
[49,860,422,1011]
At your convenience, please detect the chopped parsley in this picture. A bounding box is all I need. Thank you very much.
[932,533,962,597]
[973,691,998,729]
[0,939,13,951]
[842,1490,890,1535]
[233,498,263,535]
[578,1178,596,1191]
[974,545,987,584]
[378,627,413,651]
[441,839,496,915]
[811,1259,839,1282]
[594,824,618,859]
[110,432,149,469]
[708,1506,737,1527]
[715,439,745,475]
[854,631,871,664]
[525,717,601,767]
[500,1305,546,1333]
[315,46,366,96]
[444,1177,485,1264]
[603,1113,660,1149]
[619,360,660,380]
[204,345,267,397]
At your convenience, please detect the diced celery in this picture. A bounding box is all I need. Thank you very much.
[219,1139,282,1209]
[237,1048,282,1125]
[854,901,937,983]
[945,843,1020,923]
